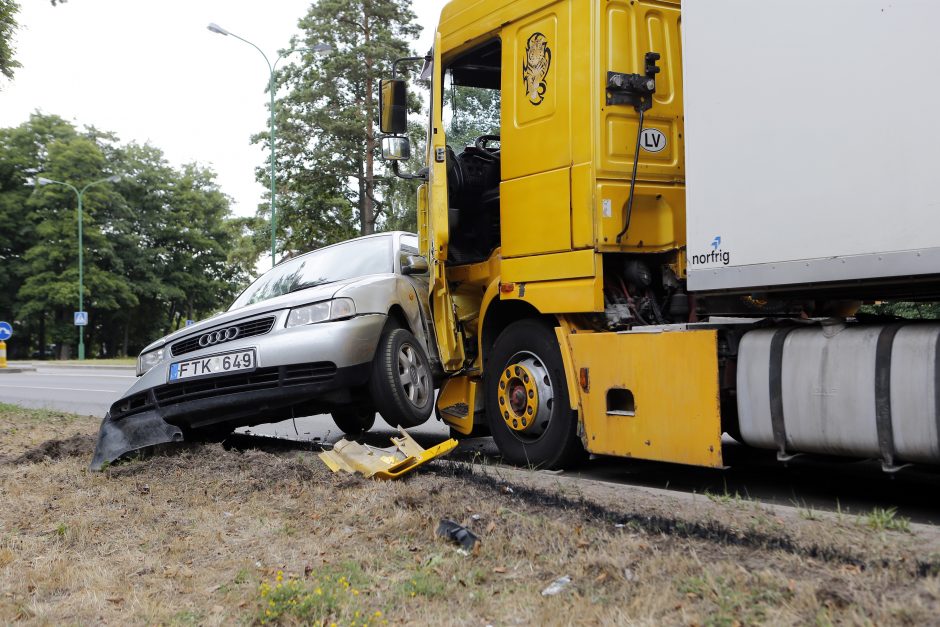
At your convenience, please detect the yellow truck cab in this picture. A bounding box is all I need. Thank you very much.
[379,0,940,472]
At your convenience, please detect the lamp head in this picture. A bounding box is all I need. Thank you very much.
[313,43,332,55]
[37,177,52,186]
[207,22,229,36]
[107,175,121,183]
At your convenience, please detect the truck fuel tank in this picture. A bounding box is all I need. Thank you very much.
[737,322,940,469]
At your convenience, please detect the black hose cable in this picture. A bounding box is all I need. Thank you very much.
[649,292,665,325]
[616,108,645,244]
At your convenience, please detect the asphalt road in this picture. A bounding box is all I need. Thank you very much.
[5,364,940,525]
[0,364,134,417]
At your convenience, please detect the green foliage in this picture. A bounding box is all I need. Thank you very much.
[267,0,422,253]
[0,0,19,82]
[0,1,66,85]
[680,573,794,626]
[0,113,253,359]
[256,566,385,626]
[401,569,445,598]
[444,83,501,151]
[865,507,911,533]
[859,301,940,320]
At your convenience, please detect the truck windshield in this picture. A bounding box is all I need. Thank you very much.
[228,236,393,310]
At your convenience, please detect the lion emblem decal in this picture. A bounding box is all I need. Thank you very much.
[523,32,551,105]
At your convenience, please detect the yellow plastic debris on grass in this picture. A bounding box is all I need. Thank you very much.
[318,428,458,480]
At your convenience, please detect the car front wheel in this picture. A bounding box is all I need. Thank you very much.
[370,327,434,428]
[331,408,376,436]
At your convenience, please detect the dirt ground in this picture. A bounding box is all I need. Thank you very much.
[1,403,939,626]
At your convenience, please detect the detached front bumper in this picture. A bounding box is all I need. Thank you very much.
[90,313,386,470]
[90,410,184,470]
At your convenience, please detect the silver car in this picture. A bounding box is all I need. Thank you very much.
[91,232,436,469]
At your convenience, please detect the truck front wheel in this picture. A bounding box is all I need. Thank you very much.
[484,320,585,469]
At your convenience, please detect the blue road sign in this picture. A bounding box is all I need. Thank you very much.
[185,319,195,327]
[74,311,89,326]
[0,321,11,341]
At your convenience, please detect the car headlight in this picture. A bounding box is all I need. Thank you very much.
[137,347,165,377]
[286,298,356,327]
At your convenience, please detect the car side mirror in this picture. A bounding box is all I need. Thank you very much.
[379,78,408,135]
[401,255,429,275]
[382,136,411,161]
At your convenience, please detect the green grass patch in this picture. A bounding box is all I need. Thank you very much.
[680,574,793,626]
[865,507,911,533]
[167,609,204,626]
[0,402,84,423]
[401,568,447,599]
[256,563,385,626]
[703,489,744,506]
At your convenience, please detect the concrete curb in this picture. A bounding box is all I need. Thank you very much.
[0,367,37,373]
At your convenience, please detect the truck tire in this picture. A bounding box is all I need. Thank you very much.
[484,319,585,469]
[331,408,376,436]
[370,327,434,428]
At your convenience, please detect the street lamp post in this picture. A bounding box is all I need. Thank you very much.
[36,175,120,361]
[207,22,331,268]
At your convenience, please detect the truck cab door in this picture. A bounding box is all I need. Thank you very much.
[427,32,466,372]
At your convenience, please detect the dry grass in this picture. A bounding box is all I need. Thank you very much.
[1,403,939,625]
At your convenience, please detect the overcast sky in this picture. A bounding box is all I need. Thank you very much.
[0,0,444,218]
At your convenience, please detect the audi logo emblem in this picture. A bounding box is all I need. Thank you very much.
[198,326,240,347]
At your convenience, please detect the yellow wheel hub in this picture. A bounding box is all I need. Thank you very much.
[497,364,539,432]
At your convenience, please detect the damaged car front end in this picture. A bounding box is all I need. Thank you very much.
[91,232,436,469]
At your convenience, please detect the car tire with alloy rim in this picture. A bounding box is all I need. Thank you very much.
[484,319,586,469]
[370,327,434,428]
[331,408,376,436]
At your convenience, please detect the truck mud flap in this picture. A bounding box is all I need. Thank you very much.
[319,429,458,480]
[89,410,184,471]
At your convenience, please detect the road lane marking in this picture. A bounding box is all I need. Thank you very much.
[0,384,118,393]
[30,373,135,379]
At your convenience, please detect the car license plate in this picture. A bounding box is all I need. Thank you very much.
[168,349,255,382]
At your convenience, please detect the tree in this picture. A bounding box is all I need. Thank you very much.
[445,84,501,152]
[0,114,255,359]
[18,134,132,358]
[381,118,427,233]
[263,0,421,254]
[0,0,19,82]
[0,114,78,355]
[1,1,69,86]
[859,302,940,320]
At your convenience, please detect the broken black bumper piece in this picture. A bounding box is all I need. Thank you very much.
[89,410,184,471]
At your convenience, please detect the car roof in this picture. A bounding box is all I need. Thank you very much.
[274,231,417,269]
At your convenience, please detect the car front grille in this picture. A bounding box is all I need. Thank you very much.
[110,361,338,420]
[153,362,336,407]
[170,316,276,357]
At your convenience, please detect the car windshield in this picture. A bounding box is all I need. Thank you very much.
[229,236,393,310]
